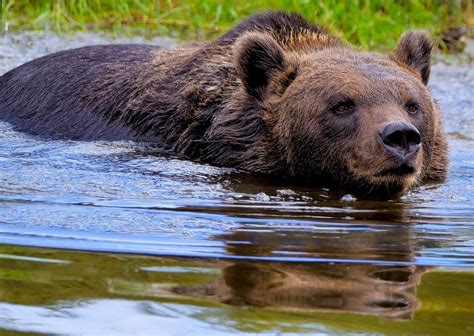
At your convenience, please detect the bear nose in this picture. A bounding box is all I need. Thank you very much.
[380,122,421,160]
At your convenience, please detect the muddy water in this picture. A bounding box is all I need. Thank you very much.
[0,33,473,335]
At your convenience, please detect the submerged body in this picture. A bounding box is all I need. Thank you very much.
[0,12,448,194]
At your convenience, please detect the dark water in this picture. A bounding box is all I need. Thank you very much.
[0,33,473,335]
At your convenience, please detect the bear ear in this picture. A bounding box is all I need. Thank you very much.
[391,30,433,85]
[234,32,288,99]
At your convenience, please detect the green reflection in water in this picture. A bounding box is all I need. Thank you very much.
[0,245,473,335]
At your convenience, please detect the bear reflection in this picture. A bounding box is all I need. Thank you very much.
[174,220,427,320]
[174,261,425,320]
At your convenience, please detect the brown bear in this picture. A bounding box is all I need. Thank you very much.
[0,11,448,195]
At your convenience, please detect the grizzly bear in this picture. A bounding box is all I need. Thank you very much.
[0,11,448,195]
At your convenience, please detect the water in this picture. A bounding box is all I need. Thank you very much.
[0,32,473,335]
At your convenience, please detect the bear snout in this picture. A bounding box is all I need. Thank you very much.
[380,122,421,161]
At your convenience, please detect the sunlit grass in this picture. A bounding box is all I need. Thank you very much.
[1,0,472,49]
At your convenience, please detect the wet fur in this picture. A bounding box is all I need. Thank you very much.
[0,11,448,194]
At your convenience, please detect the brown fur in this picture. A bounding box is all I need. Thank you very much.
[0,11,448,194]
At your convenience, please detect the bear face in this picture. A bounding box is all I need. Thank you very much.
[232,30,447,194]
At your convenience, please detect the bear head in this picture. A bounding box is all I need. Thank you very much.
[232,30,447,195]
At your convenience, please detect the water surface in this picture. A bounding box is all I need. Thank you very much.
[0,32,473,335]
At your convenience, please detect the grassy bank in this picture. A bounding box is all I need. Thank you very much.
[1,1,473,49]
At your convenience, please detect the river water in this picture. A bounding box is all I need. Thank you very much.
[0,32,473,335]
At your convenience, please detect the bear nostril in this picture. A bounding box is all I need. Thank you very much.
[381,122,421,159]
[406,129,421,145]
[384,129,404,147]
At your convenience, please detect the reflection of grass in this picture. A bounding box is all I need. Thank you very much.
[1,1,473,49]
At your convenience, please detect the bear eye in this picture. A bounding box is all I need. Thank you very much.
[406,102,420,115]
[331,99,356,115]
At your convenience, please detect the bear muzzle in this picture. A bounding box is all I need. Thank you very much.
[371,122,422,180]
[380,122,421,162]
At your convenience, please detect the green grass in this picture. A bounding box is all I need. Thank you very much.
[1,0,473,50]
